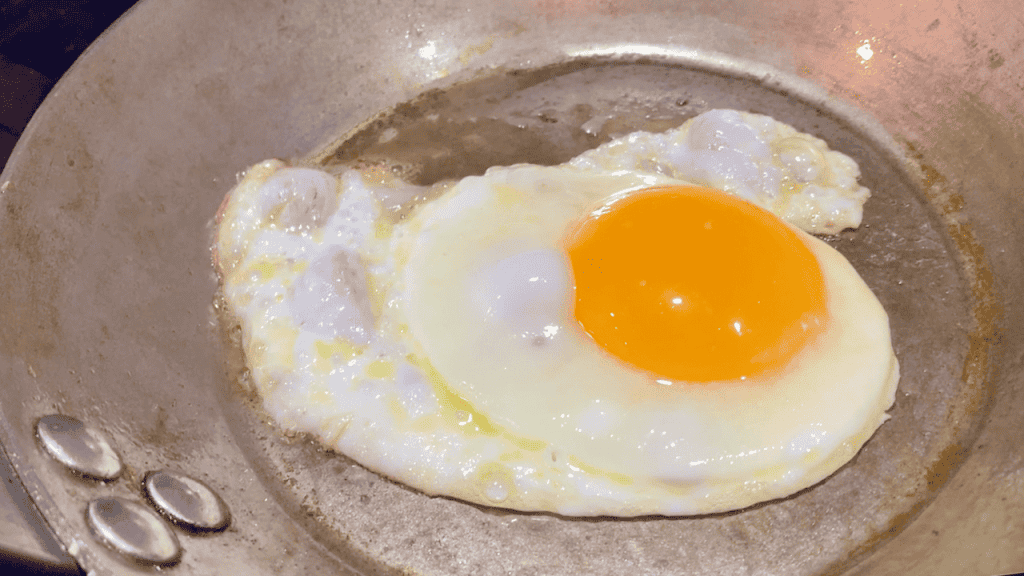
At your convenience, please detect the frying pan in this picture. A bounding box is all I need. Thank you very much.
[1,0,1021,574]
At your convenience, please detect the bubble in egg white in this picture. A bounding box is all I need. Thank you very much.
[258,167,339,230]
[468,249,573,345]
[289,251,374,342]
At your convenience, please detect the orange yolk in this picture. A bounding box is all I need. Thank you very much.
[565,185,827,382]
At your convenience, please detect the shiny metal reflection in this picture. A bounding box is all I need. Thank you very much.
[143,470,231,532]
[34,415,123,481]
[85,496,182,566]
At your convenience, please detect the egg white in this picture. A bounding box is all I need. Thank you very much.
[571,109,870,234]
[214,109,898,516]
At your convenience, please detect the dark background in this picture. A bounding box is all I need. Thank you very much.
[1,2,140,574]
[1,0,140,171]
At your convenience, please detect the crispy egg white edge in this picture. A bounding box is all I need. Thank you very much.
[570,109,871,234]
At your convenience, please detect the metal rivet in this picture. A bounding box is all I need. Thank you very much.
[86,497,182,566]
[35,414,123,480]
[143,470,231,532]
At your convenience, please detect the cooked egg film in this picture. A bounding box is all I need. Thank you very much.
[214,109,899,516]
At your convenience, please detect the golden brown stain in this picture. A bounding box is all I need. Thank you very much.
[458,37,496,66]
[823,95,1006,575]
[987,49,1005,70]
[0,190,63,361]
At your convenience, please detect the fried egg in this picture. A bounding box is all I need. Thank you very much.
[214,109,899,516]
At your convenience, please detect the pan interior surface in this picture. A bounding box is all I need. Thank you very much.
[215,57,988,576]
[2,0,1018,574]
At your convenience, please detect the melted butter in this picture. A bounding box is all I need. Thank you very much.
[567,455,634,486]
[230,256,309,288]
[322,414,352,445]
[374,219,393,240]
[265,202,286,225]
[358,163,399,187]
[802,449,821,465]
[751,463,788,483]
[510,437,546,452]
[500,450,524,462]
[494,183,525,207]
[367,359,396,379]
[313,338,361,373]
[259,320,300,370]
[308,381,335,405]
[393,242,411,268]
[363,272,387,321]
[249,259,280,283]
[387,394,407,422]
[475,462,515,504]
[407,353,501,437]
[777,177,806,199]
[404,355,555,454]
[229,256,282,286]
[409,413,443,434]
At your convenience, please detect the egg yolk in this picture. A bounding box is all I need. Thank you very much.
[565,185,827,382]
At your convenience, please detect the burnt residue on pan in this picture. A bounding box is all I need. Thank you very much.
[209,58,995,576]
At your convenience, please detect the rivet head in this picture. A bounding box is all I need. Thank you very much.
[143,470,231,532]
[35,415,123,480]
[86,497,182,565]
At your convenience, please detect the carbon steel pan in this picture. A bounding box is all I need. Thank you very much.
[0,0,1021,574]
